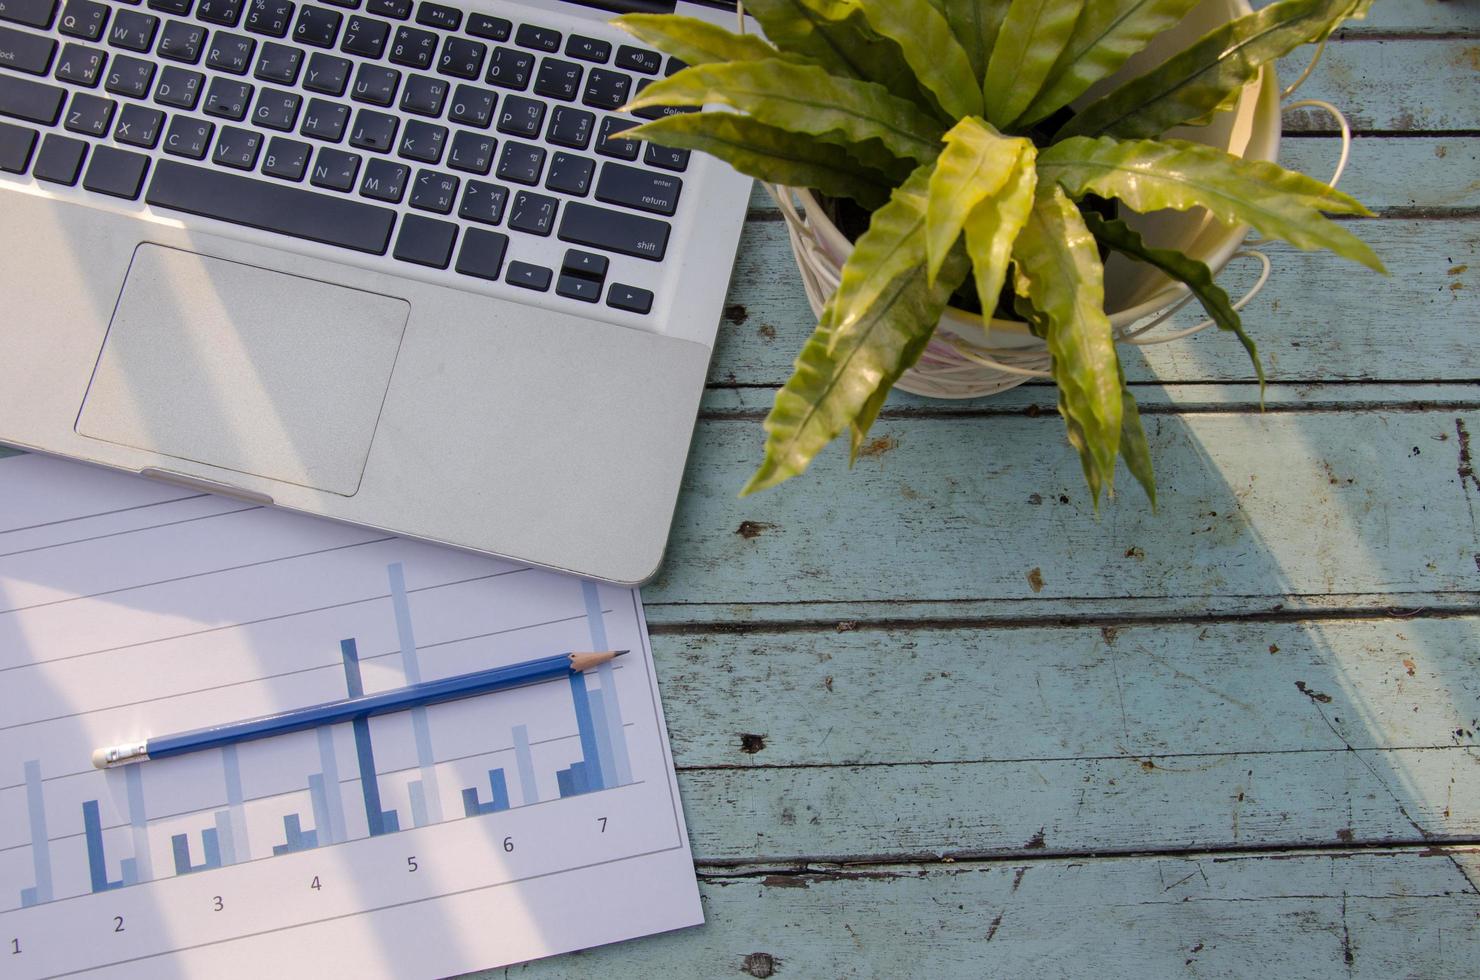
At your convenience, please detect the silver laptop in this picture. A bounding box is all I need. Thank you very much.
[0,0,749,584]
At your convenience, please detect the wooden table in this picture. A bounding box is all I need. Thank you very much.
[500,5,1480,976]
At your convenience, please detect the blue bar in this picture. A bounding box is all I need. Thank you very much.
[568,672,604,792]
[272,813,319,855]
[570,761,589,795]
[124,764,152,881]
[222,744,249,862]
[390,563,442,825]
[213,810,236,866]
[341,638,399,837]
[308,774,332,845]
[409,780,430,828]
[171,828,222,875]
[83,800,125,892]
[556,768,574,798]
[23,760,52,905]
[120,857,138,887]
[19,887,36,908]
[512,725,539,806]
[316,728,347,844]
[588,687,617,791]
[461,769,511,816]
[583,579,632,785]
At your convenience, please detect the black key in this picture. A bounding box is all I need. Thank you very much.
[564,34,608,64]
[340,13,387,58]
[113,101,161,145]
[556,272,599,303]
[347,105,394,149]
[0,0,56,29]
[663,56,686,76]
[261,133,307,178]
[632,77,697,120]
[147,0,191,14]
[358,154,404,200]
[205,31,254,73]
[203,75,252,118]
[507,189,554,235]
[163,114,212,157]
[54,42,105,86]
[413,0,454,30]
[0,119,35,171]
[298,96,346,140]
[104,53,152,95]
[0,71,62,123]
[505,259,548,290]
[212,123,260,167]
[447,82,491,127]
[395,115,441,161]
[456,177,502,223]
[58,0,109,41]
[533,57,580,101]
[309,143,357,189]
[350,61,397,104]
[544,150,590,196]
[436,34,482,80]
[495,92,540,136]
[545,104,591,149]
[63,90,112,134]
[157,19,206,63]
[465,13,507,41]
[408,165,453,211]
[514,22,557,53]
[33,130,84,182]
[397,71,442,115]
[253,40,300,82]
[596,161,679,216]
[644,141,689,172]
[614,44,658,75]
[392,211,454,267]
[154,65,201,108]
[251,85,299,129]
[483,46,529,90]
[495,138,540,184]
[581,67,629,111]
[303,50,348,93]
[321,0,357,7]
[446,128,491,174]
[196,0,243,25]
[365,0,406,19]
[561,248,606,280]
[559,200,668,261]
[607,282,652,314]
[455,226,506,280]
[1,24,57,74]
[387,24,433,69]
[244,0,292,36]
[147,158,397,252]
[105,8,157,50]
[595,115,638,160]
[293,4,340,47]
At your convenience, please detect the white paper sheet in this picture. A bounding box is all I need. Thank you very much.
[0,451,702,978]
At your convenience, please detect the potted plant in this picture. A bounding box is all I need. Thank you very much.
[615,0,1383,506]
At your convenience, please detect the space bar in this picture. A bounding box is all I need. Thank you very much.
[145,160,397,256]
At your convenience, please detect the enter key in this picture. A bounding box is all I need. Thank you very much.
[594,161,681,217]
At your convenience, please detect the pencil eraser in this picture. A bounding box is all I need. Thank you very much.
[91,748,109,769]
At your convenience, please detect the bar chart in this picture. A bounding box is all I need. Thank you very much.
[0,453,700,979]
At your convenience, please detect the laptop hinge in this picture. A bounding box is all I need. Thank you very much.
[557,0,738,12]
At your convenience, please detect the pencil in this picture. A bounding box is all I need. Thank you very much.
[92,650,628,769]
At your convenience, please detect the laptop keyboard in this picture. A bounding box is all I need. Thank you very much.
[0,0,699,315]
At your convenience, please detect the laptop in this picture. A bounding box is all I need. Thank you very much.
[0,0,750,585]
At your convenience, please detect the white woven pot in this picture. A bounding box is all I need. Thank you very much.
[777,0,1287,399]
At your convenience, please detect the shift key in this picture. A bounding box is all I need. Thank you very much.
[0,73,64,124]
[558,201,669,261]
[0,24,57,75]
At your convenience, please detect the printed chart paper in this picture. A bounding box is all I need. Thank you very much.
[0,451,702,978]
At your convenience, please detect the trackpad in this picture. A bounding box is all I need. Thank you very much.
[77,243,409,496]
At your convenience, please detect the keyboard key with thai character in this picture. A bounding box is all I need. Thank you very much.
[196,0,243,26]
[465,13,507,41]
[387,24,433,68]
[398,71,443,115]
[212,123,260,167]
[614,44,657,75]
[483,45,529,89]
[59,0,108,41]
[446,128,491,174]
[457,176,503,223]
[347,105,394,149]
[596,161,679,215]
[157,19,205,63]
[594,115,638,160]
[513,22,557,53]
[455,226,506,280]
[253,40,299,81]
[203,75,252,118]
[396,115,442,161]
[581,67,628,111]
[632,77,697,120]
[351,61,397,104]
[261,133,307,177]
[408,165,454,211]
[113,101,161,145]
[33,130,84,182]
[0,72,63,123]
[104,53,151,94]
[505,259,549,290]
[436,34,483,80]
[54,42,105,86]
[644,141,689,172]
[147,0,192,15]
[340,13,386,58]
[413,0,455,30]
[0,0,56,29]
[546,104,591,149]
[507,188,554,235]
[164,114,212,156]
[293,4,339,47]
[320,0,359,9]
[365,0,407,20]
[153,64,200,107]
[607,282,652,314]
[495,92,540,136]
[495,138,540,184]
[559,200,668,260]
[1,24,57,74]
[205,31,254,72]
[544,150,590,196]
[533,57,579,101]
[309,143,357,189]
[298,95,345,139]
[358,154,405,200]
[244,0,293,37]
[393,211,455,267]
[447,81,492,126]
[147,158,397,252]
[302,50,347,93]
[252,85,299,128]
[106,9,156,51]
[63,90,112,134]
[0,119,35,171]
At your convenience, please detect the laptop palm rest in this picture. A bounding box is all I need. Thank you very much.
[75,243,409,497]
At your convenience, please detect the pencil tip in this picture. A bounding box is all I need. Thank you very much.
[615,649,630,657]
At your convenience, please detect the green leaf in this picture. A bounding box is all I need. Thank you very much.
[1118,384,1157,507]
[826,163,937,335]
[623,59,945,162]
[1084,212,1265,396]
[625,113,893,209]
[612,14,805,67]
[962,145,1038,327]
[928,0,1010,81]
[924,117,1030,282]
[1038,136,1386,271]
[1011,184,1122,504]
[1017,0,1202,127]
[1058,0,1373,140]
[740,0,924,100]
[851,0,982,120]
[982,0,1085,128]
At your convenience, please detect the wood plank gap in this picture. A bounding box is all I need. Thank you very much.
[697,399,1480,421]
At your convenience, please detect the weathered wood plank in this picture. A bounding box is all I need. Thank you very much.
[490,849,1480,979]
[1261,0,1480,35]
[1283,40,1480,132]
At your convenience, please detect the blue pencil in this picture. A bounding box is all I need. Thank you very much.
[92,649,627,769]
